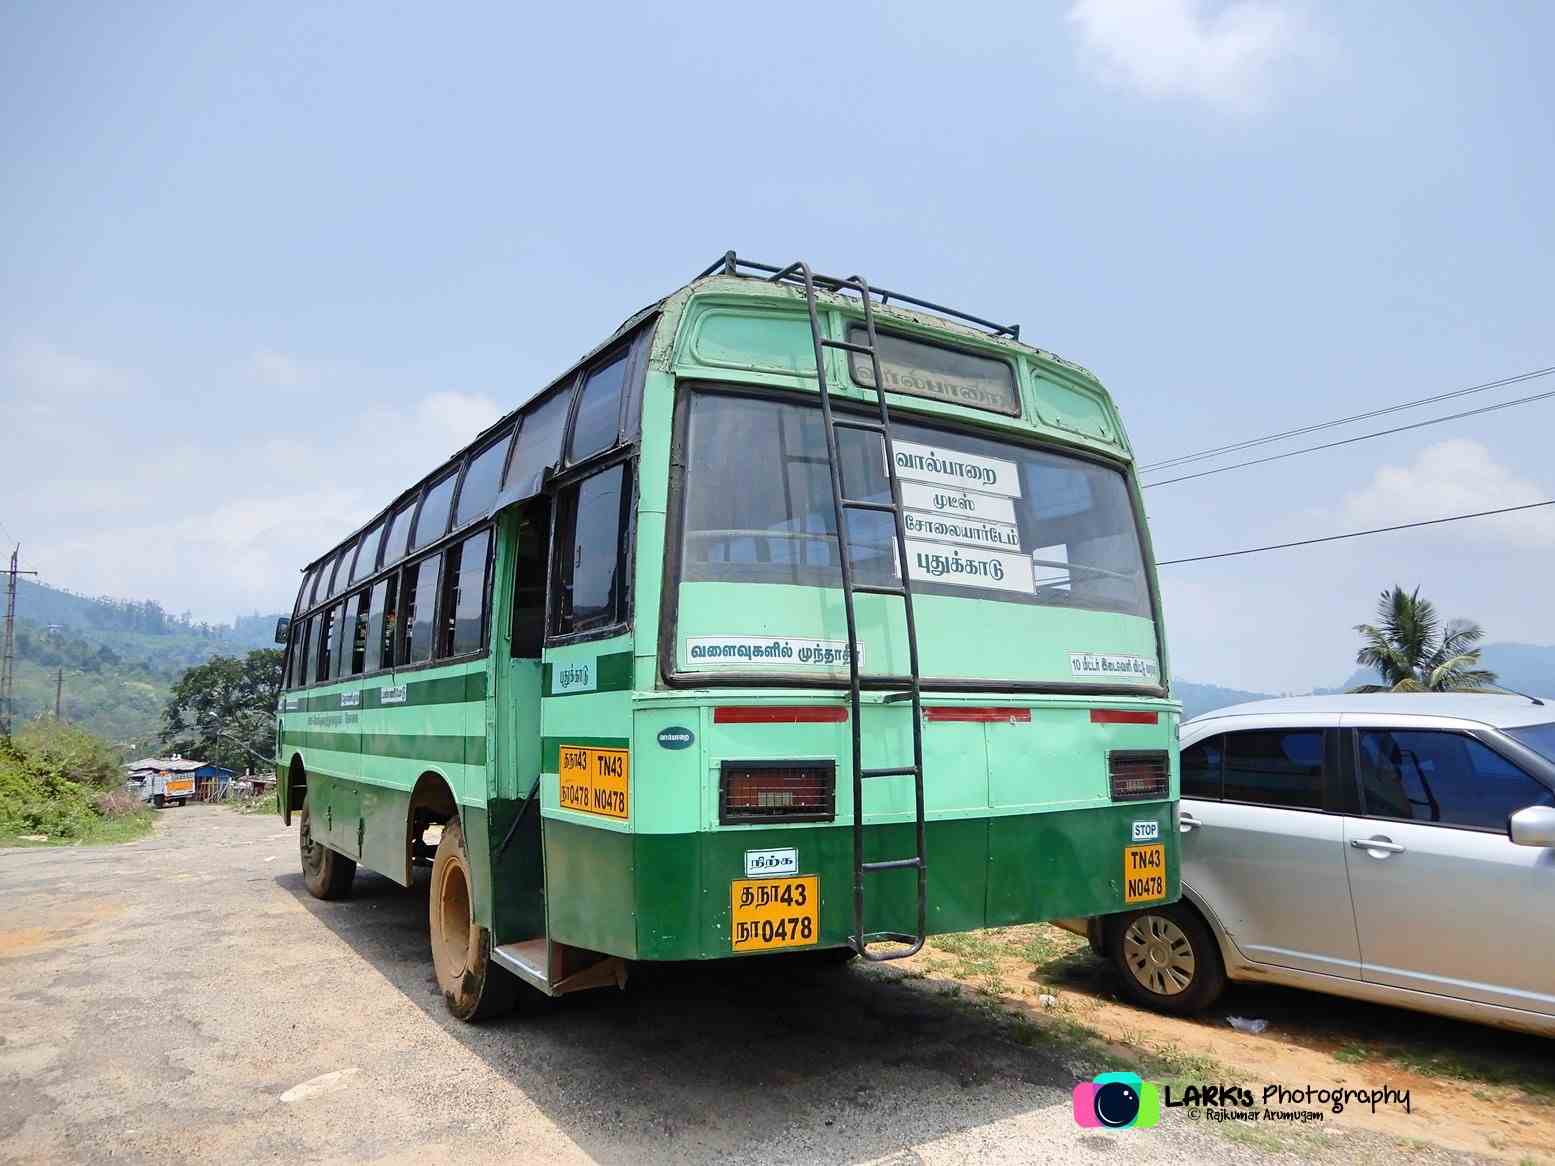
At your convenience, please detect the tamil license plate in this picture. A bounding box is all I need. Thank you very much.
[1123,843,1166,903]
[730,875,819,952]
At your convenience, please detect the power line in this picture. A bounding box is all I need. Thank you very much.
[1140,386,1555,489]
[1157,499,1555,566]
[1140,365,1555,473]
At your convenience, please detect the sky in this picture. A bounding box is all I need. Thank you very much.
[2,0,1552,693]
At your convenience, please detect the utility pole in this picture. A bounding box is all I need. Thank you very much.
[55,666,64,721]
[1,545,40,738]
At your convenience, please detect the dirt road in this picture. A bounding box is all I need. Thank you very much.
[0,807,1478,1165]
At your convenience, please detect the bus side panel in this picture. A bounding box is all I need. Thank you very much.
[542,817,638,957]
[986,803,1179,923]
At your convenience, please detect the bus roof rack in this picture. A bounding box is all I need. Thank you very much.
[695,250,1021,342]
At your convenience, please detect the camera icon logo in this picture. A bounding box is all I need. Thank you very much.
[1072,1071,1161,1129]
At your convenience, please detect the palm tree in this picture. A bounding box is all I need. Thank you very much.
[1351,586,1497,693]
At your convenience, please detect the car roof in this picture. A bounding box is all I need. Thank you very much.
[1185,692,1554,732]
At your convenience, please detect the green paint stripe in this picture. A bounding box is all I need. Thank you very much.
[541,735,631,771]
[282,670,488,712]
[542,651,634,697]
[283,729,486,766]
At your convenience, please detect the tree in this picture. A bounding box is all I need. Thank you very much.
[161,649,283,771]
[1352,586,1497,693]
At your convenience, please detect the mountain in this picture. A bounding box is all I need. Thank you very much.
[4,579,285,755]
[1172,678,1279,720]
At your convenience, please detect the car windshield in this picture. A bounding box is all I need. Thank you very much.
[1507,722,1555,764]
[678,391,1153,618]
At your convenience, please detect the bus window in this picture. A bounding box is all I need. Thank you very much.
[439,529,491,657]
[350,519,385,585]
[455,431,510,529]
[317,604,340,681]
[509,501,550,659]
[347,591,369,674]
[306,564,326,607]
[507,385,572,498]
[412,473,456,553]
[363,576,395,673]
[401,553,442,665]
[331,599,354,678]
[567,354,626,464]
[552,464,627,637]
[381,498,414,568]
[324,546,349,599]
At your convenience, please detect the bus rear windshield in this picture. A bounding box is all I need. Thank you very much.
[678,392,1152,619]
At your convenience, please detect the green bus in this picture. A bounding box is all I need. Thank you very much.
[274,254,1179,1020]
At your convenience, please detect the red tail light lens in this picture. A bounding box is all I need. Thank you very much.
[719,761,835,824]
[1109,750,1170,801]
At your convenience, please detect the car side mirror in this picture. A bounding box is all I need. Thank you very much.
[1508,805,1555,848]
[274,616,291,645]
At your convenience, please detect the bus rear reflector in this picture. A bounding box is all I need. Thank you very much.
[924,707,1031,723]
[1109,751,1170,801]
[714,706,848,724]
[719,761,835,824]
[1090,709,1159,725]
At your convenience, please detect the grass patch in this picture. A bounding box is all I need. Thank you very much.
[1,807,153,847]
[1333,1042,1371,1064]
[1385,1045,1555,1098]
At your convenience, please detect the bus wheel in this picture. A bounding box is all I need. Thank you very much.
[299,798,355,900]
[429,817,516,1022]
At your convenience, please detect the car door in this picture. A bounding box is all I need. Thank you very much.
[1178,720,1361,979]
[1342,723,1555,1014]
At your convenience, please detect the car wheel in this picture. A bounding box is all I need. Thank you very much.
[299,797,356,900]
[1107,902,1226,1015]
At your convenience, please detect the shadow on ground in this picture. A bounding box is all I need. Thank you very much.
[280,869,1084,1162]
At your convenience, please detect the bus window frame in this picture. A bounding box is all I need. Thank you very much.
[657,380,1168,698]
[435,524,497,660]
[544,444,637,649]
[451,425,516,535]
[563,343,633,468]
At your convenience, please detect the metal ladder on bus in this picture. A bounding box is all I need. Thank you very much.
[771,260,927,962]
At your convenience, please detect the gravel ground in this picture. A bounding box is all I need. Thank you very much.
[0,806,1488,1165]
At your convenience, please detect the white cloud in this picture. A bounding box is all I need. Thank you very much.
[1337,439,1555,548]
[8,340,130,399]
[6,340,506,619]
[249,349,306,386]
[1067,0,1313,113]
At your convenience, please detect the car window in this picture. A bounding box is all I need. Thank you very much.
[1506,722,1555,764]
[1222,729,1323,810]
[1357,729,1555,831]
[1180,735,1223,800]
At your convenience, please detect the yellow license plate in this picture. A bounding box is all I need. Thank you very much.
[557,746,629,820]
[1124,843,1166,903]
[730,875,819,952]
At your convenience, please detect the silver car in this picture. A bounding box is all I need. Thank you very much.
[1080,693,1555,1036]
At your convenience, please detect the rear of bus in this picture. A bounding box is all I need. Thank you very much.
[616,278,1178,959]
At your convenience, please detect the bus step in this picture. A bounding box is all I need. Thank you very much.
[833,418,887,435]
[491,939,551,994]
[861,765,918,779]
[841,498,897,513]
[862,857,924,872]
[853,583,907,597]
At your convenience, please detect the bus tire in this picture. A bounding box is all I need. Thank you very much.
[299,797,356,900]
[430,816,516,1022]
[1106,902,1225,1015]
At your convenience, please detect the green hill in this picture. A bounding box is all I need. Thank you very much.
[5,580,284,756]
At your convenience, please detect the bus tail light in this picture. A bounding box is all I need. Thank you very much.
[1109,751,1169,801]
[719,761,835,825]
